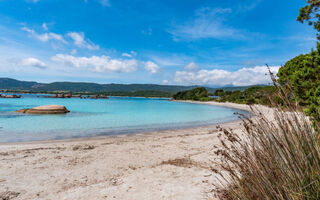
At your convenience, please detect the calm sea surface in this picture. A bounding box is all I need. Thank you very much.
[0,94,248,142]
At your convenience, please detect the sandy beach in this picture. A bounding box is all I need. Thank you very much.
[0,102,273,200]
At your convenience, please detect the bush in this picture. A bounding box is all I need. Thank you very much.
[277,43,320,123]
[215,86,277,106]
[172,87,209,101]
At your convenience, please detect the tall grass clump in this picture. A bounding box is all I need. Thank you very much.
[214,70,320,200]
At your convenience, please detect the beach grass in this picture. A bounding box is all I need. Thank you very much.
[213,78,320,199]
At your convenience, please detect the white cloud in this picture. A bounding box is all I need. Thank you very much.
[67,32,99,50]
[42,23,48,31]
[144,61,160,74]
[22,27,67,44]
[174,66,280,86]
[169,7,244,40]
[22,28,99,50]
[51,54,138,73]
[122,53,132,58]
[122,51,137,58]
[21,57,46,69]
[184,62,200,71]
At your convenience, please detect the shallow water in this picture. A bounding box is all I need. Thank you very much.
[0,94,248,142]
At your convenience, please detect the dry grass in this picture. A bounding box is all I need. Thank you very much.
[0,191,20,200]
[213,70,320,199]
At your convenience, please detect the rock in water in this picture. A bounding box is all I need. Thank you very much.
[16,105,70,114]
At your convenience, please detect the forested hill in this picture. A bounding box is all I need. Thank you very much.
[0,78,41,90]
[0,78,256,96]
[0,78,204,93]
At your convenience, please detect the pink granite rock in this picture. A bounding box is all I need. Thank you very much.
[16,105,70,114]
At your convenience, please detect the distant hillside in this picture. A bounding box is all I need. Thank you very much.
[0,78,43,90]
[0,78,261,96]
[0,78,204,93]
[36,82,203,93]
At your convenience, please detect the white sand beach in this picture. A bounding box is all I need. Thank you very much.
[0,102,274,200]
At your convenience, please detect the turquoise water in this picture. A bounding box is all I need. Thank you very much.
[0,94,248,142]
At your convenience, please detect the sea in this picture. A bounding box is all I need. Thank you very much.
[0,93,249,142]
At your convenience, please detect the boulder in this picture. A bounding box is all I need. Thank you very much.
[72,94,82,98]
[64,94,72,98]
[16,105,70,114]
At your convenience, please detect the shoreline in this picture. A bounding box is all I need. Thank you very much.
[0,120,240,146]
[0,117,243,146]
[0,101,270,200]
[0,100,252,146]
[174,100,253,112]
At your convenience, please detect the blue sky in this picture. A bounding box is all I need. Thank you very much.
[0,0,317,86]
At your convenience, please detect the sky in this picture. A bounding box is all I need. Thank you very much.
[0,0,317,86]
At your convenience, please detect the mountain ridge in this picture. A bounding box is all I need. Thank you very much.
[0,78,260,94]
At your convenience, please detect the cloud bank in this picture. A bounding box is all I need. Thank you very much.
[51,54,138,73]
[174,65,280,86]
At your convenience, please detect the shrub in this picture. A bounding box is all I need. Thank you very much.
[215,86,277,106]
[172,87,209,101]
[277,43,320,123]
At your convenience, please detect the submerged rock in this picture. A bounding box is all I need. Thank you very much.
[16,105,70,114]
[46,94,82,98]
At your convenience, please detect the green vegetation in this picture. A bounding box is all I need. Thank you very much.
[0,78,260,98]
[0,78,40,90]
[298,0,320,40]
[171,85,278,105]
[172,87,211,101]
[280,0,320,122]
[213,86,277,106]
[0,78,206,94]
[277,44,320,122]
